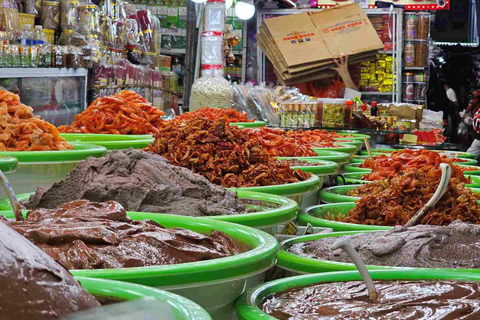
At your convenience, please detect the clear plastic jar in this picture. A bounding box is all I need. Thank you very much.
[77,4,100,36]
[319,98,348,128]
[404,41,415,67]
[41,1,61,31]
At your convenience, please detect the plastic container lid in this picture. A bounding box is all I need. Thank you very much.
[76,277,212,320]
[0,143,107,163]
[0,155,18,172]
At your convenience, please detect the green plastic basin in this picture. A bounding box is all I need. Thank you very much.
[276,158,339,176]
[231,175,321,209]
[1,143,107,195]
[0,155,17,173]
[319,184,480,204]
[230,121,266,128]
[60,133,154,150]
[331,132,371,141]
[298,202,390,231]
[76,277,211,319]
[339,171,480,188]
[289,150,350,165]
[332,139,363,149]
[0,211,278,320]
[312,143,357,155]
[0,190,298,237]
[359,148,477,160]
[276,230,480,274]
[236,270,480,320]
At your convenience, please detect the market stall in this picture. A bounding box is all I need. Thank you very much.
[3,0,480,319]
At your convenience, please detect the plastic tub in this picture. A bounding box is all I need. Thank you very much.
[359,148,477,160]
[344,163,480,177]
[0,155,17,172]
[298,202,390,231]
[0,190,298,232]
[339,171,480,188]
[230,121,266,128]
[329,131,371,142]
[276,158,339,176]
[312,143,357,155]
[0,211,278,320]
[76,277,212,319]
[236,269,480,320]
[276,230,480,274]
[1,143,107,195]
[291,150,351,166]
[319,185,360,203]
[332,139,363,151]
[60,133,154,150]
[206,190,298,235]
[231,175,321,210]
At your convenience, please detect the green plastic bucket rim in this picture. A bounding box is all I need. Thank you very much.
[0,211,279,287]
[298,202,391,231]
[279,150,351,165]
[60,133,154,141]
[230,121,266,127]
[348,157,478,166]
[0,190,298,229]
[319,184,480,203]
[359,148,476,159]
[197,190,298,228]
[275,230,480,275]
[312,142,357,155]
[276,158,339,176]
[0,142,107,162]
[230,174,321,196]
[0,155,18,172]
[236,269,480,320]
[76,277,211,320]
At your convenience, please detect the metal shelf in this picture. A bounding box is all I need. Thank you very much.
[361,92,395,96]
[160,48,186,56]
[0,68,88,78]
[378,50,394,54]
[404,66,426,71]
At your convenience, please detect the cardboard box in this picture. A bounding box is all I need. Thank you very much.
[258,3,384,85]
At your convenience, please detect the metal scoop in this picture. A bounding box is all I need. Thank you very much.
[405,163,451,227]
[0,170,23,221]
[330,240,378,303]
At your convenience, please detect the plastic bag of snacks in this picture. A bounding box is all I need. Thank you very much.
[60,0,77,30]
[190,75,232,111]
[76,2,100,36]
[246,84,279,126]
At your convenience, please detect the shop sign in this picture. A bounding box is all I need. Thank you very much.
[316,0,450,10]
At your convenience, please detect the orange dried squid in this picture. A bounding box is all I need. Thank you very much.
[145,117,311,188]
[175,107,253,123]
[58,90,164,134]
[0,90,72,151]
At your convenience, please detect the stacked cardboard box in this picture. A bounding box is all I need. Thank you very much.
[257,4,384,85]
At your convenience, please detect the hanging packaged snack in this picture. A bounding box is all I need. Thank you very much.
[77,4,100,36]
[60,0,77,30]
[41,1,60,31]
[417,13,430,40]
[404,13,416,40]
[404,41,415,67]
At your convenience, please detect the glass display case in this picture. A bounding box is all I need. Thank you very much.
[0,68,87,126]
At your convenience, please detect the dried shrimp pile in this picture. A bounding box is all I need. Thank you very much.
[245,128,317,157]
[58,90,164,134]
[145,117,311,188]
[175,107,253,123]
[361,149,471,181]
[342,165,480,226]
[0,90,72,151]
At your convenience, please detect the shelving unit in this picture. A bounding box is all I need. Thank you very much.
[257,8,403,102]
[0,68,88,126]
